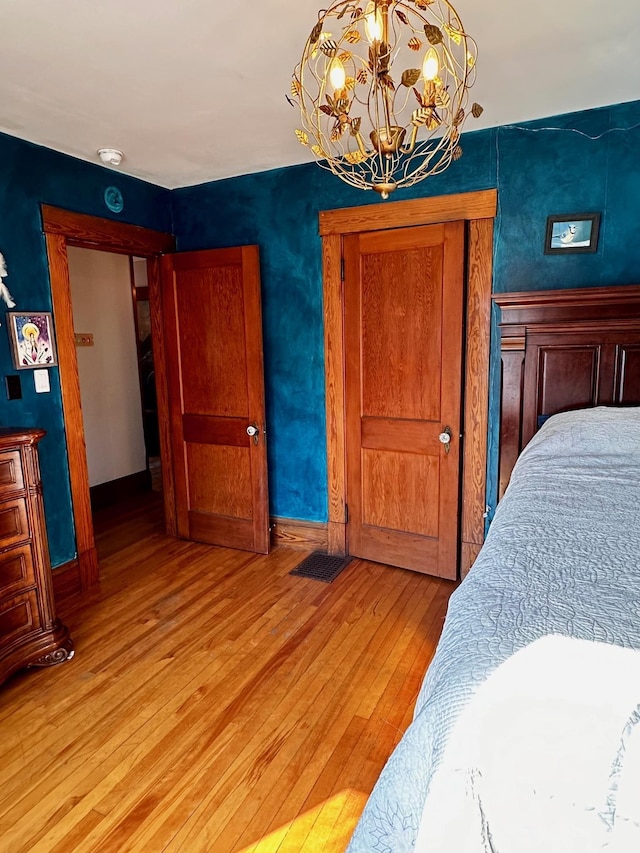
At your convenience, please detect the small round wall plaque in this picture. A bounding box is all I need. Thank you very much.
[104,186,124,214]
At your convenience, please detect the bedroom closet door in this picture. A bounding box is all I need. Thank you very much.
[161,246,269,553]
[344,222,465,579]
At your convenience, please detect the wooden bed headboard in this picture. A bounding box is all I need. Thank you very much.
[493,285,640,498]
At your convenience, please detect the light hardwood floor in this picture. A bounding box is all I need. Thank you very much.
[0,495,454,853]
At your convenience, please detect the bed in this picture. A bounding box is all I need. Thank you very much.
[345,285,640,853]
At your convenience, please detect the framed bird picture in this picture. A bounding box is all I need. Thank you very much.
[544,213,601,254]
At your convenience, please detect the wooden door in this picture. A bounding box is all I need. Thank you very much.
[161,247,269,553]
[344,222,465,579]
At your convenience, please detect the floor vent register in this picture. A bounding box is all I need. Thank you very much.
[289,552,352,584]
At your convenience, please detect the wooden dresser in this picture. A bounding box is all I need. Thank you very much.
[0,428,73,686]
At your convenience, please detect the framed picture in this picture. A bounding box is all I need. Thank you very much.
[7,312,58,369]
[544,213,601,254]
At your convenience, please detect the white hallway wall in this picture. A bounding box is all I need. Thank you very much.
[67,246,146,487]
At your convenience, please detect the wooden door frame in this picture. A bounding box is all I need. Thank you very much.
[42,205,176,590]
[320,189,497,576]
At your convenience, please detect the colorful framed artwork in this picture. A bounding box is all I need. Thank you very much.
[544,213,601,254]
[7,312,58,369]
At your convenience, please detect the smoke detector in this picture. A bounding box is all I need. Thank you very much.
[97,148,124,167]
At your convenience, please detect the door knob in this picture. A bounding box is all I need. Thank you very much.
[247,424,259,446]
[438,427,452,454]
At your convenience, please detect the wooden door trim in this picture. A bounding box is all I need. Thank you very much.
[321,190,495,576]
[319,189,497,236]
[43,206,176,590]
[42,205,174,255]
[145,255,177,538]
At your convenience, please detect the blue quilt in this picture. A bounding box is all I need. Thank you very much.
[346,407,640,853]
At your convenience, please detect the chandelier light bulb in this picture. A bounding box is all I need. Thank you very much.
[364,1,383,44]
[422,48,439,83]
[329,57,346,91]
[291,0,483,199]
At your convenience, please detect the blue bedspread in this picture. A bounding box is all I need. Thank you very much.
[346,407,640,853]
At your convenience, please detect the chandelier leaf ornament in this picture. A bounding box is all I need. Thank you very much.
[291,0,482,199]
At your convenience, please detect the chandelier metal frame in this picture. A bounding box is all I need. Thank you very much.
[292,0,481,198]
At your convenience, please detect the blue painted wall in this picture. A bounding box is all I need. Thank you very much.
[4,98,639,568]
[172,99,640,524]
[171,129,496,522]
[0,131,172,566]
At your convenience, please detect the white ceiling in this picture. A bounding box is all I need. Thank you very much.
[0,0,638,190]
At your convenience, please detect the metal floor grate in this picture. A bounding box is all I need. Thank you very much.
[289,551,352,583]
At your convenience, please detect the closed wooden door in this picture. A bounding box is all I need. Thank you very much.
[344,222,465,579]
[161,247,269,553]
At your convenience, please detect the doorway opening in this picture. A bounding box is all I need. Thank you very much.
[67,250,156,501]
[43,205,176,591]
[66,247,163,558]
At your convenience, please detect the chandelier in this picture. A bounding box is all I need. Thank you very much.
[291,0,481,199]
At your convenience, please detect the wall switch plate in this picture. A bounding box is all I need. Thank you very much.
[5,375,22,400]
[34,369,50,394]
[74,333,94,347]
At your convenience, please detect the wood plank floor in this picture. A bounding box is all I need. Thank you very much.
[0,495,455,853]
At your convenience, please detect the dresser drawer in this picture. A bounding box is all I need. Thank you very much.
[0,589,40,647]
[0,498,29,549]
[0,450,25,497]
[0,544,36,598]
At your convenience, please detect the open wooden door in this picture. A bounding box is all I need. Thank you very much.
[344,221,465,579]
[161,246,269,553]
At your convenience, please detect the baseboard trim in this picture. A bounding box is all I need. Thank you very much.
[52,558,82,606]
[90,469,151,512]
[270,517,328,551]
